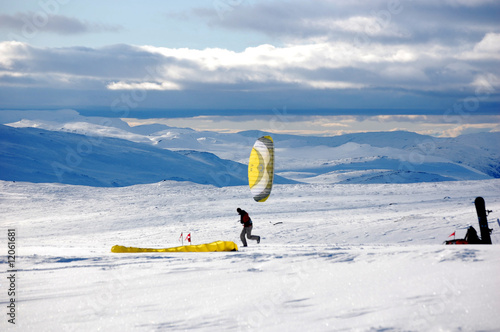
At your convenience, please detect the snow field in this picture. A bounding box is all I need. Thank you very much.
[1,179,500,331]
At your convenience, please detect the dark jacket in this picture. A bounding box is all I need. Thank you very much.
[239,210,252,227]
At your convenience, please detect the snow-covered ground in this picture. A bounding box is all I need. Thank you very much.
[2,179,500,331]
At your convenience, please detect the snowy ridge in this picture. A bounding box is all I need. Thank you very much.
[240,130,500,182]
[0,124,296,187]
[2,111,499,187]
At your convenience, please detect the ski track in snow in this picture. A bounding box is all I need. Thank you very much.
[1,179,500,331]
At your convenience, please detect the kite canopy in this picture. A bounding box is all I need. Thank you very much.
[248,136,274,202]
[111,241,238,253]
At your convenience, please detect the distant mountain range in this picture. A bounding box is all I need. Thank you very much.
[238,130,500,183]
[1,111,499,187]
[0,124,295,187]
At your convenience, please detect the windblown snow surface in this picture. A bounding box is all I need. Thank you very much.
[1,179,500,331]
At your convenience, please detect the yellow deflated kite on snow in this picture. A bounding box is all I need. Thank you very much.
[111,240,238,253]
[248,136,274,202]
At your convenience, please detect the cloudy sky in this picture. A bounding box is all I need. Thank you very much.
[0,0,499,136]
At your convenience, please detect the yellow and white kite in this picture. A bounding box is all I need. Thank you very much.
[248,136,274,202]
[111,241,238,253]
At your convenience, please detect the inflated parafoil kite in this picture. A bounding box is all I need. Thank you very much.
[248,136,274,202]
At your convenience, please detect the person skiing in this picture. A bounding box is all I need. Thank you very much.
[237,208,260,247]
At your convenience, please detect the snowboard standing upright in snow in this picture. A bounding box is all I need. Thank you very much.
[237,208,260,247]
[475,196,492,244]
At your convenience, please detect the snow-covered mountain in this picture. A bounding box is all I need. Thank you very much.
[2,110,499,187]
[238,130,500,183]
[0,124,295,187]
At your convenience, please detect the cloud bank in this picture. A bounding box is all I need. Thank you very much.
[0,0,498,112]
[0,12,122,36]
